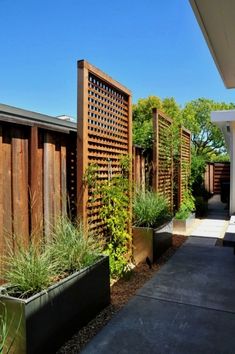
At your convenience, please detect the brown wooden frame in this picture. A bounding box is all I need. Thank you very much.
[152,108,173,211]
[77,60,132,233]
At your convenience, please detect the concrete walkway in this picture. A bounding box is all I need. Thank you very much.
[82,237,235,354]
[191,194,229,238]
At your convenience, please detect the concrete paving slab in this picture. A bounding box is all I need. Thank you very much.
[184,236,216,247]
[138,244,235,313]
[82,296,235,354]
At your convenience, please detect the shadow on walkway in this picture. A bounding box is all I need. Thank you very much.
[81,237,235,354]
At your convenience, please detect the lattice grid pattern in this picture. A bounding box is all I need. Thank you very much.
[77,60,132,235]
[153,109,173,211]
[178,127,191,205]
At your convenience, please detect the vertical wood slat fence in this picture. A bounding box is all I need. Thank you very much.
[204,162,230,194]
[77,60,132,235]
[0,116,77,271]
[152,109,174,211]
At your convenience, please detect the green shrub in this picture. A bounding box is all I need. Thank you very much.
[195,196,208,217]
[175,191,195,220]
[133,190,171,228]
[3,243,54,298]
[47,217,102,277]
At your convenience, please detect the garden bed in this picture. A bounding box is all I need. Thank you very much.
[57,235,186,354]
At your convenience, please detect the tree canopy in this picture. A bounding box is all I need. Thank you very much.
[133,95,234,161]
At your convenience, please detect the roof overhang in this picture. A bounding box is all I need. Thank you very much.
[190,0,235,88]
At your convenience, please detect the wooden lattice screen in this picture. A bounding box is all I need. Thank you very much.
[77,60,132,234]
[152,109,173,211]
[178,127,191,206]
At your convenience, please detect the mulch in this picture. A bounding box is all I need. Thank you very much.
[57,235,186,354]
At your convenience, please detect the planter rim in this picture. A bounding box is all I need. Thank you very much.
[0,255,108,304]
[173,212,195,221]
[133,218,172,231]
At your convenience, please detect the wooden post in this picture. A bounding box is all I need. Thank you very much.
[77,60,89,227]
[152,108,158,193]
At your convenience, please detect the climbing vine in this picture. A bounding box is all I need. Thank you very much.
[83,155,131,278]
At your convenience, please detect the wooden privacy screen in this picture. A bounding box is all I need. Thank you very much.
[152,109,173,211]
[77,60,132,234]
[178,127,191,205]
[0,121,77,272]
[204,162,230,194]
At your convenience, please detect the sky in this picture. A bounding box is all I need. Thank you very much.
[0,0,235,119]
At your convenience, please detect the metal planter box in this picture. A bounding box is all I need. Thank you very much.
[0,256,110,354]
[132,220,173,265]
[132,227,154,265]
[173,213,195,234]
[153,220,173,260]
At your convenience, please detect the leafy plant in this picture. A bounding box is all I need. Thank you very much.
[47,217,102,277]
[3,242,54,298]
[100,176,131,278]
[133,190,171,228]
[175,191,195,220]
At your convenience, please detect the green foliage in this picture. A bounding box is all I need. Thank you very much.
[195,196,208,217]
[133,96,181,150]
[100,176,131,278]
[133,190,171,228]
[210,153,230,162]
[3,242,54,298]
[190,152,206,190]
[181,98,235,158]
[83,163,99,188]
[2,218,101,298]
[47,217,101,277]
[175,191,195,220]
[85,159,131,279]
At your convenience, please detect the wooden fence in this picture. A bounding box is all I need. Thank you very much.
[178,127,191,205]
[152,109,173,211]
[0,104,77,269]
[204,162,230,194]
[77,60,132,235]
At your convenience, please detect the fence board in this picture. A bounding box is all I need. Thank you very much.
[178,127,191,206]
[152,109,173,211]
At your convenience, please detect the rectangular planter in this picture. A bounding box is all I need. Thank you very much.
[153,220,173,260]
[132,227,153,265]
[173,213,195,234]
[0,256,110,354]
[132,220,173,265]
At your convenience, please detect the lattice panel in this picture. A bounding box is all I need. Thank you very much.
[153,109,173,211]
[178,127,191,206]
[77,60,132,234]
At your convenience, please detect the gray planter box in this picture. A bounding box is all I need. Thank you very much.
[173,213,195,234]
[132,227,153,265]
[132,220,173,265]
[0,256,110,354]
[153,220,173,260]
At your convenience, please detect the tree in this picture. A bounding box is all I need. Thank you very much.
[181,98,235,159]
[133,96,181,149]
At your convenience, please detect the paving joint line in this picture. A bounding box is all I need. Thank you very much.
[136,293,235,316]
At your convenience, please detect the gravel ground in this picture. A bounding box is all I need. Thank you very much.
[57,235,186,354]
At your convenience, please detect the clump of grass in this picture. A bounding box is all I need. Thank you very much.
[133,190,171,228]
[3,243,54,298]
[1,218,102,299]
[46,217,102,277]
